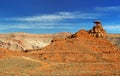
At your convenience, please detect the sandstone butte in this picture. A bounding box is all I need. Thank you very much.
[0,21,120,76]
[31,29,120,62]
[88,20,107,38]
[30,21,119,61]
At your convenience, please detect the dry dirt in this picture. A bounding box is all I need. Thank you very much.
[0,30,120,76]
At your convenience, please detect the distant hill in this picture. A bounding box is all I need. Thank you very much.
[0,32,72,51]
[0,22,120,75]
[107,34,120,47]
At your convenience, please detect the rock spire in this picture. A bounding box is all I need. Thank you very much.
[88,20,107,38]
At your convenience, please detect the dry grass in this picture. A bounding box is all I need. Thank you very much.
[0,56,120,76]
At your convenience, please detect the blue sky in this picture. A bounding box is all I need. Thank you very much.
[0,0,120,34]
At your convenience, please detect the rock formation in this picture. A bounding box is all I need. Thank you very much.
[0,21,120,52]
[0,41,24,51]
[88,20,107,38]
[0,22,120,75]
[31,29,120,62]
[0,32,71,51]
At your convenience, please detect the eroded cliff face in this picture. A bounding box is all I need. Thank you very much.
[0,32,72,51]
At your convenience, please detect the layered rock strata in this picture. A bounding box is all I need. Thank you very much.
[88,21,107,38]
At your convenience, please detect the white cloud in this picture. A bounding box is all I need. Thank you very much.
[14,25,73,29]
[104,25,120,29]
[8,12,102,22]
[96,6,120,11]
[0,23,76,30]
[104,25,120,33]
[0,11,103,32]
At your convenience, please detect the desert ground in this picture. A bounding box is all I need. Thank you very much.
[0,22,120,76]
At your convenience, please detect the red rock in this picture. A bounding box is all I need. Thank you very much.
[88,20,107,38]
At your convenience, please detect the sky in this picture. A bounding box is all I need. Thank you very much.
[0,0,120,34]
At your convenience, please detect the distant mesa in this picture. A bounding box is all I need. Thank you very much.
[0,20,119,51]
[88,20,107,38]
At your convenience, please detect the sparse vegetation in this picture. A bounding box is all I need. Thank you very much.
[0,24,120,76]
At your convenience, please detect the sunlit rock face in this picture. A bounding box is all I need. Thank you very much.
[88,20,107,38]
[0,32,71,51]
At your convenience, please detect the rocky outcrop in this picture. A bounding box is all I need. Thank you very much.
[0,41,24,51]
[88,21,107,38]
[71,29,91,38]
[0,32,71,51]
[31,29,120,62]
[0,22,120,76]
[0,21,120,52]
